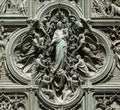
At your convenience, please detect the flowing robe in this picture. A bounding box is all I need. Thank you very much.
[52,28,68,70]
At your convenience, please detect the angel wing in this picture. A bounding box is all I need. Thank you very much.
[85,35,98,47]
[29,20,49,37]
[15,20,43,49]
[80,18,98,42]
[14,34,33,53]
[84,55,97,72]
[22,54,34,69]
[27,20,40,34]
[80,18,92,34]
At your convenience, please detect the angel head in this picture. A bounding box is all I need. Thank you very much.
[57,21,63,29]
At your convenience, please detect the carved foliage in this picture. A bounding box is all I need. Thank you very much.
[108,26,120,70]
[0,25,7,72]
[0,93,26,110]
[92,0,120,17]
[94,93,120,110]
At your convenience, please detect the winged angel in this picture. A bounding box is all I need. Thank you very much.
[13,9,106,103]
[14,10,105,78]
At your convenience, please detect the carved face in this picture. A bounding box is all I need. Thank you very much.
[57,21,62,29]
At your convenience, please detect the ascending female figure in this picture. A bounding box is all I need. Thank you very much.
[50,21,68,71]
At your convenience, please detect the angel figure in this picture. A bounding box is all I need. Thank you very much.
[72,33,85,55]
[74,55,96,77]
[39,74,54,99]
[15,21,48,73]
[82,43,104,65]
[69,16,104,65]
[69,16,84,36]
[53,69,72,103]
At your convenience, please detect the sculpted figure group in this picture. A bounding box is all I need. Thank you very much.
[14,9,106,103]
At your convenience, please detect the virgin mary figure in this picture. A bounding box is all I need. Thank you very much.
[50,21,68,71]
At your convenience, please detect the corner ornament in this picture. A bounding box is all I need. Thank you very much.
[5,7,114,108]
[108,26,120,70]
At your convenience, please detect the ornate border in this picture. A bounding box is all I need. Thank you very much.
[5,2,115,86]
[36,87,83,109]
[5,28,31,84]
[89,29,115,83]
[35,2,115,83]
[35,2,84,21]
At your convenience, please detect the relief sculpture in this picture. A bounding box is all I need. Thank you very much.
[8,7,107,106]
[0,0,117,109]
[92,0,120,17]
[0,25,5,72]
[95,93,120,110]
[108,26,120,70]
[1,1,115,109]
[0,0,27,15]
[0,94,26,110]
[14,8,106,78]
